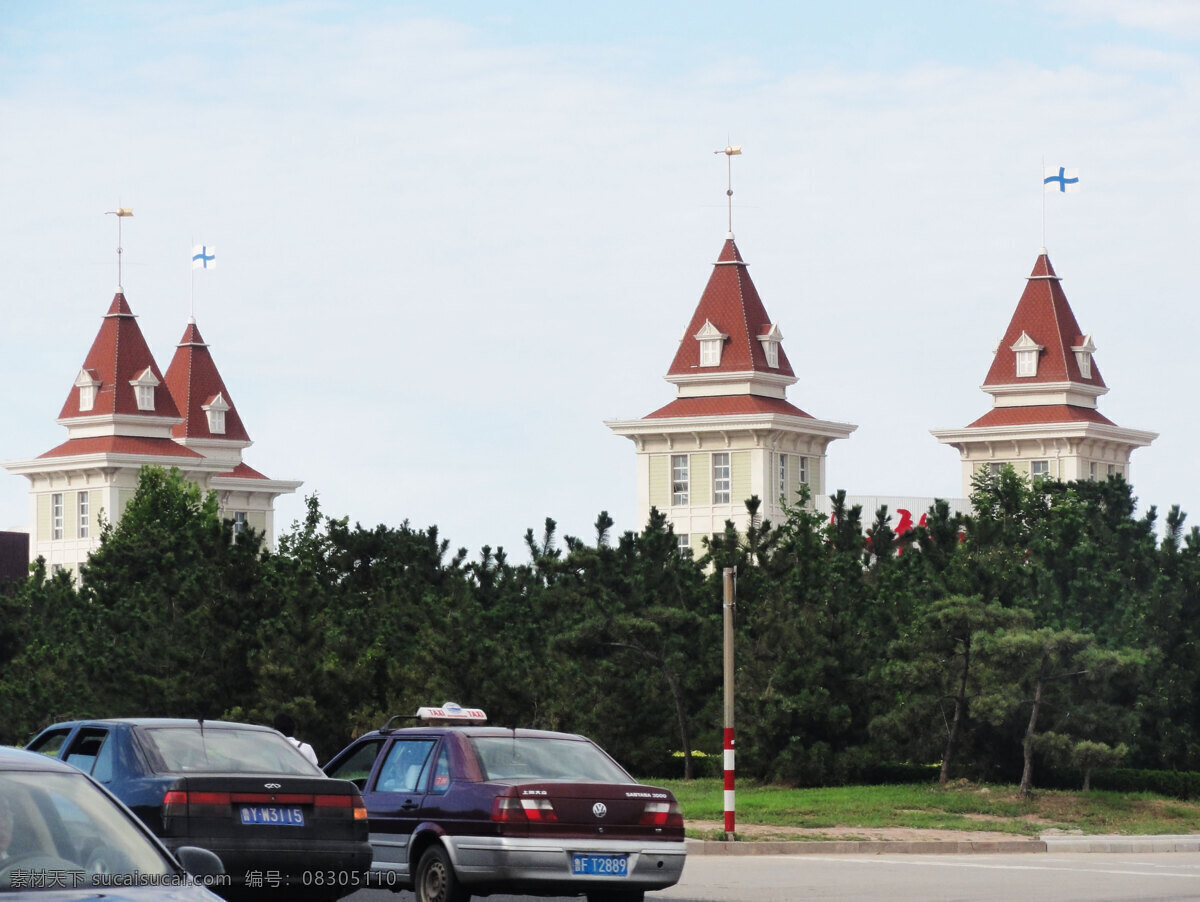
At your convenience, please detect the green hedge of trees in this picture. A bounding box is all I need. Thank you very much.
[4,465,1200,796]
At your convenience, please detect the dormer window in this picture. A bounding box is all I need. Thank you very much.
[1072,334,1096,379]
[757,323,784,369]
[74,369,100,412]
[694,319,728,368]
[129,368,159,411]
[1011,331,1044,378]
[202,392,230,434]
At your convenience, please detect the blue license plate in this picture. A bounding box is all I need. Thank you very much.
[571,853,628,876]
[239,805,305,826]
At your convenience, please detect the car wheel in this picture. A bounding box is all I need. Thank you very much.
[586,892,645,902]
[415,844,468,902]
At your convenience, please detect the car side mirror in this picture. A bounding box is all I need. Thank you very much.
[175,845,225,878]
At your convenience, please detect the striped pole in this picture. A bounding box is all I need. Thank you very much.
[722,567,736,840]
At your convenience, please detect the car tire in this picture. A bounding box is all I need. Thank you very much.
[415,844,469,902]
[586,892,645,902]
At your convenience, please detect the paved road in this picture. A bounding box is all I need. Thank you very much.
[344,851,1200,902]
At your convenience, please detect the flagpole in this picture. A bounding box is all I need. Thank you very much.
[189,237,195,319]
[1041,155,1046,249]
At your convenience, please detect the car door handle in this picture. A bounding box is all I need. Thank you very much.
[400,799,420,810]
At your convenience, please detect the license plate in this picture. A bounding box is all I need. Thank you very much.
[571,853,628,876]
[239,805,305,826]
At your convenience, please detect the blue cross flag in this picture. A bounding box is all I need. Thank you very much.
[1043,166,1080,194]
[191,245,217,270]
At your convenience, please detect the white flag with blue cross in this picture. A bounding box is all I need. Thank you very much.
[191,245,217,270]
[1043,166,1080,193]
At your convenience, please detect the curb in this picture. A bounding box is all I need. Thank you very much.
[685,835,1200,855]
[685,838,1045,855]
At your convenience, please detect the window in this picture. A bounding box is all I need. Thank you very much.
[203,393,230,435]
[129,368,160,412]
[1089,462,1098,481]
[233,511,247,535]
[376,739,438,793]
[1031,460,1050,478]
[78,492,90,539]
[799,456,809,486]
[777,453,788,502]
[694,320,728,368]
[671,454,689,506]
[758,323,784,369]
[712,452,731,504]
[677,534,691,554]
[1011,332,1043,378]
[51,493,64,540]
[989,462,1004,474]
[75,369,100,412]
[1073,334,1096,379]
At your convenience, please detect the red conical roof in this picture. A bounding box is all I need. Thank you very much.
[665,238,795,379]
[982,252,1106,389]
[163,318,251,442]
[57,292,180,420]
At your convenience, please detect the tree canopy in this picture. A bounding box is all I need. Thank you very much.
[2,463,1196,790]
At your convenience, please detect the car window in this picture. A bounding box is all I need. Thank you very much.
[325,738,385,789]
[0,770,175,889]
[63,727,110,776]
[27,728,72,759]
[470,736,631,783]
[374,739,437,794]
[429,744,452,795]
[141,726,320,775]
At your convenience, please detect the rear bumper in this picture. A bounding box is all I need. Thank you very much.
[163,836,372,888]
[444,835,686,892]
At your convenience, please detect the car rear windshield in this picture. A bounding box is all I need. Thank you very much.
[141,726,320,775]
[469,736,632,783]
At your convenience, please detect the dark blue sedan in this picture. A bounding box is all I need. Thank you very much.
[26,718,371,899]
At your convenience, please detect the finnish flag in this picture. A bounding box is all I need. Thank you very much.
[1043,167,1080,193]
[191,245,217,269]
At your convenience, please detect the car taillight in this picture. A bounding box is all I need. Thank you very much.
[163,791,188,818]
[520,798,557,822]
[491,796,557,823]
[162,790,232,817]
[314,794,367,820]
[639,800,683,828]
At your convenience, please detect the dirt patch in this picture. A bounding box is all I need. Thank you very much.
[687,820,1036,843]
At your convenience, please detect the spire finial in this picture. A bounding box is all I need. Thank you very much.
[714,144,742,236]
[105,207,133,290]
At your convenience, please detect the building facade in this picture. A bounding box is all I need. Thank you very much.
[931,249,1156,494]
[3,291,300,577]
[606,234,857,550]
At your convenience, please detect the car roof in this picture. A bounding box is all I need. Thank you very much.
[374,726,590,740]
[0,746,81,773]
[38,718,276,731]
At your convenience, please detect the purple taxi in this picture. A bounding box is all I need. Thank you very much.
[323,703,687,902]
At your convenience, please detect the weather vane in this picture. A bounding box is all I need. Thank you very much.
[105,206,133,290]
[714,144,742,235]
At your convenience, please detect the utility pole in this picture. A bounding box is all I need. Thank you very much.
[723,566,736,840]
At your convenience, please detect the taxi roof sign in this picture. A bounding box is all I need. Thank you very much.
[416,702,487,725]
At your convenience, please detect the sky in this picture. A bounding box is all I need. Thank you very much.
[2,0,1198,559]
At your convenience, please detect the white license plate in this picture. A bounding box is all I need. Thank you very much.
[239,805,305,826]
[571,853,628,876]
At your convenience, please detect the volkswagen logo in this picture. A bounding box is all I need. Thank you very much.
[592,802,607,818]
[264,783,282,789]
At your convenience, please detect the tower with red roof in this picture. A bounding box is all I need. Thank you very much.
[931,249,1155,494]
[606,233,856,549]
[5,291,300,577]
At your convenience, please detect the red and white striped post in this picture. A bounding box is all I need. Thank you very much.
[722,567,736,840]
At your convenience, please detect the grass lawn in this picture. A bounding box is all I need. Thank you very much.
[655,779,1200,839]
